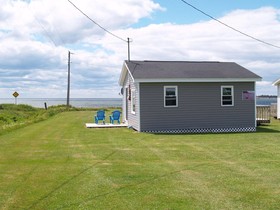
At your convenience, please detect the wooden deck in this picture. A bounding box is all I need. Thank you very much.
[86,123,128,128]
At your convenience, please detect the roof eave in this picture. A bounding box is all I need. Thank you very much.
[118,61,129,86]
[135,78,262,83]
[272,78,280,86]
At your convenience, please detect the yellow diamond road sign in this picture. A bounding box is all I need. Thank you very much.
[13,91,19,98]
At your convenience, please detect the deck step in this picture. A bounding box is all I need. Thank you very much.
[86,123,128,128]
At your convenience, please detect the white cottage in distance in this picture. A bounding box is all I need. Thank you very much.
[273,78,280,119]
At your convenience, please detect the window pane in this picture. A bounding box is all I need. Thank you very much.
[222,100,232,105]
[131,90,136,113]
[221,86,233,106]
[165,97,176,106]
[165,87,177,107]
[223,96,232,101]
[132,96,136,112]
[166,88,176,96]
[223,88,232,95]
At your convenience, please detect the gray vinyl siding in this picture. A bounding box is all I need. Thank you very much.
[124,74,140,131]
[139,82,256,132]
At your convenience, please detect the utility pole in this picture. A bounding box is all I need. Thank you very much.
[127,37,131,61]
[67,51,73,107]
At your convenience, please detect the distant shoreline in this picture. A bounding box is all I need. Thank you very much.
[0,96,276,99]
[257,95,277,98]
[0,97,122,99]
[0,98,122,108]
[0,97,276,108]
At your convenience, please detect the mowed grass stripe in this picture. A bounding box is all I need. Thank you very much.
[0,111,280,209]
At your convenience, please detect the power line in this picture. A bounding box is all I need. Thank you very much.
[67,0,127,43]
[34,16,58,47]
[28,6,59,47]
[179,0,280,49]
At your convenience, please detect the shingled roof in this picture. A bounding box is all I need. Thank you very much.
[119,60,262,85]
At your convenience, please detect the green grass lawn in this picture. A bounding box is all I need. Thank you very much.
[0,111,280,209]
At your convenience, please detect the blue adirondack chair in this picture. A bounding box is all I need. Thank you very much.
[110,110,121,124]
[94,110,105,124]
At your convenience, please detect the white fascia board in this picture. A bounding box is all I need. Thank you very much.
[118,63,127,86]
[118,62,135,86]
[135,78,262,83]
[272,78,280,86]
[126,63,135,83]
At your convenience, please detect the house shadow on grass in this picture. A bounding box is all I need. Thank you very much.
[257,125,280,133]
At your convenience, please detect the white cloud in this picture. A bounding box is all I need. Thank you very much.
[99,7,280,95]
[0,0,162,98]
[0,2,280,98]
[0,0,163,44]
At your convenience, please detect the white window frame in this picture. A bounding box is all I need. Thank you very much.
[221,86,234,106]
[164,86,178,107]
[131,89,136,114]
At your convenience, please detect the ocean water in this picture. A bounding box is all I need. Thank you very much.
[0,98,122,108]
[256,97,277,106]
[0,97,276,108]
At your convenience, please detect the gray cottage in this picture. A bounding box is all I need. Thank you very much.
[119,60,262,133]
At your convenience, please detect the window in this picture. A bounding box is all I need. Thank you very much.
[164,86,178,107]
[131,90,136,114]
[221,86,234,106]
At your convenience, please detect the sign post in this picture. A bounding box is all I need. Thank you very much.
[13,91,19,105]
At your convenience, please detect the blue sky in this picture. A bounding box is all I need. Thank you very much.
[0,0,280,98]
[136,0,280,25]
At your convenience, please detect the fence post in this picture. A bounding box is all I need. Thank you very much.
[44,102,48,110]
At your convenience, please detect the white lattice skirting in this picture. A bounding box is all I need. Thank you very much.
[143,127,256,134]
